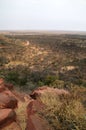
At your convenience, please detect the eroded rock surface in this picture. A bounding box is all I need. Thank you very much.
[0,79,19,130]
[2,122,22,130]
[0,109,16,129]
[26,100,51,130]
[0,79,70,130]
[26,86,70,130]
[0,93,17,109]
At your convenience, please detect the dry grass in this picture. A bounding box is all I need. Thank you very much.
[40,92,86,130]
[15,101,29,130]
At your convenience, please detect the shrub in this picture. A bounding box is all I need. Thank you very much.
[43,75,59,86]
[6,71,19,83]
[40,93,86,130]
[5,71,27,86]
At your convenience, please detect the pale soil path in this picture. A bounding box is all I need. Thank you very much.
[15,100,30,130]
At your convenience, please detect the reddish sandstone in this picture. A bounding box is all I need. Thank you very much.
[0,93,18,109]
[26,100,51,130]
[0,78,4,85]
[4,83,14,90]
[0,109,16,129]
[2,122,22,130]
[0,85,5,92]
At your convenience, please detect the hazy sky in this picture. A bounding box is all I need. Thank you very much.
[0,0,86,31]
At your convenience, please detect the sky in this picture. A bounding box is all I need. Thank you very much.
[0,0,86,31]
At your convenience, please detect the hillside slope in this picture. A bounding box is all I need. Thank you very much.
[0,34,86,90]
[0,33,86,130]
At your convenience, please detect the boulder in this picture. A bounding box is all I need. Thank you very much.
[0,109,16,129]
[0,93,18,109]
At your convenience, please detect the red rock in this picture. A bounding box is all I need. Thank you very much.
[26,114,51,130]
[0,78,4,85]
[2,122,22,130]
[3,90,21,104]
[0,109,16,129]
[0,78,5,92]
[0,85,5,92]
[12,91,26,102]
[27,87,69,130]
[4,90,18,99]
[0,78,14,92]
[30,86,69,99]
[27,100,45,115]
[26,100,51,130]
[0,78,14,91]
[0,93,18,109]
[4,83,14,90]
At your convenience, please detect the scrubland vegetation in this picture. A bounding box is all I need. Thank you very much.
[0,33,86,129]
[40,88,86,130]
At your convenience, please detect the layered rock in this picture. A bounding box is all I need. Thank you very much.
[4,83,14,90]
[0,93,17,109]
[0,78,19,130]
[3,122,22,130]
[0,78,5,92]
[0,78,4,85]
[0,109,16,129]
[0,84,5,93]
[26,100,51,130]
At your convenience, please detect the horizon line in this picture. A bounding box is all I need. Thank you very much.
[0,30,86,35]
[0,29,86,32]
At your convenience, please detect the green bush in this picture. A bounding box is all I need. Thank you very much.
[5,71,27,86]
[43,75,59,86]
[5,71,19,84]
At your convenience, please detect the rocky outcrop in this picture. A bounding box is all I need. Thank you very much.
[0,78,4,85]
[0,79,70,130]
[0,109,16,129]
[0,84,5,92]
[26,86,70,130]
[4,83,14,90]
[0,78,5,92]
[0,78,31,130]
[0,79,18,109]
[3,122,22,130]
[0,93,17,109]
[26,100,51,130]
[0,78,14,92]
[0,78,19,130]
[30,86,69,99]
